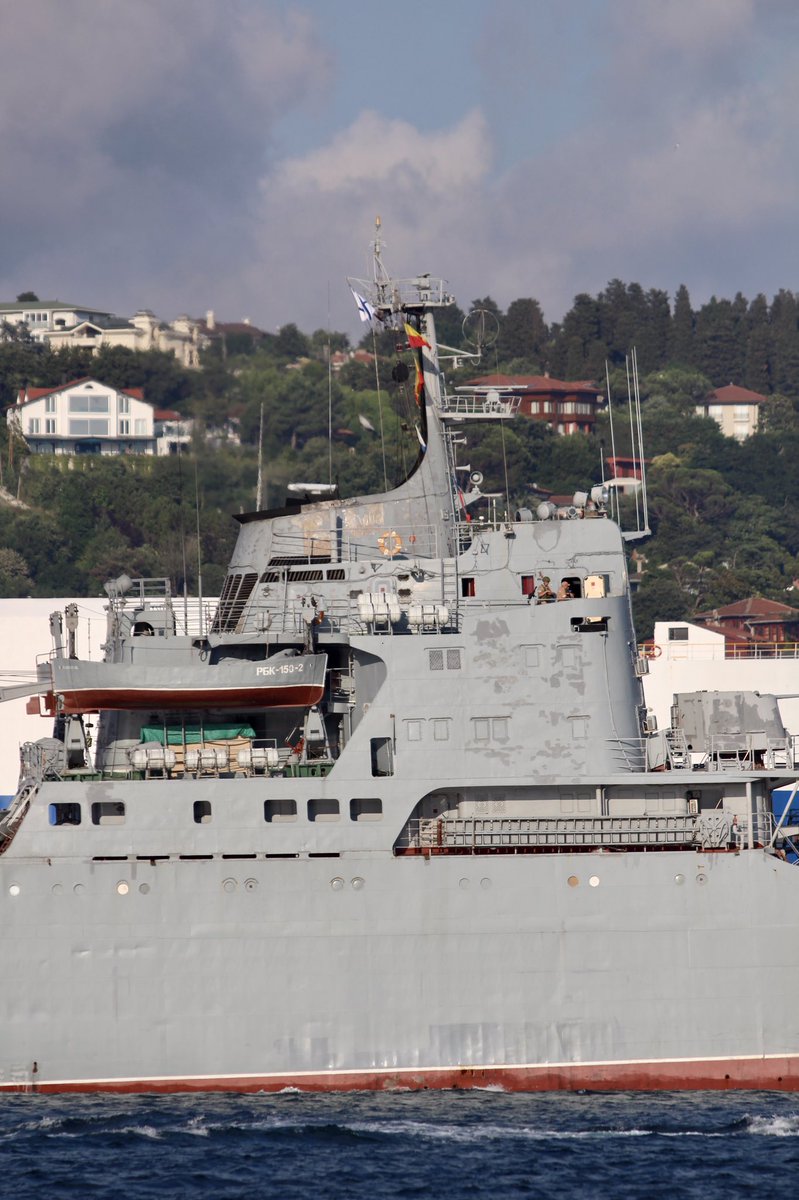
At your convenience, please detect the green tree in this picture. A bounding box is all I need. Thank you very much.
[498,298,547,363]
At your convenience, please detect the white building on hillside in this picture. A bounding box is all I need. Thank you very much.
[9,378,162,456]
[0,300,115,341]
[0,302,207,368]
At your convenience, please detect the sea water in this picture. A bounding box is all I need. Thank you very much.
[2,1090,798,1198]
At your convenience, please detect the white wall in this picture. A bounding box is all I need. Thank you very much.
[0,598,106,797]
[643,621,799,736]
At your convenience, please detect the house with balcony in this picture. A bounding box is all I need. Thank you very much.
[0,300,115,343]
[0,301,207,368]
[154,409,194,456]
[45,310,207,368]
[463,374,603,434]
[693,597,799,646]
[695,384,766,441]
[9,379,162,456]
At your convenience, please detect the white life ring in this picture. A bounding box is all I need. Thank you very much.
[642,643,662,659]
[378,530,402,557]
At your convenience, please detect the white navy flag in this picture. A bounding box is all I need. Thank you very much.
[350,287,378,324]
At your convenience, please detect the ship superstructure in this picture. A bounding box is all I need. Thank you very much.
[2,245,799,1093]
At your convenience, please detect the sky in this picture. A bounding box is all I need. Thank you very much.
[2,0,799,341]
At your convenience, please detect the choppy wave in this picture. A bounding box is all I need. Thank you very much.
[2,1092,799,1198]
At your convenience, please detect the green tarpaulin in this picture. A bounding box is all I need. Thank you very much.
[141,724,256,745]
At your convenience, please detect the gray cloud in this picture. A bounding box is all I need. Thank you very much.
[3,0,799,345]
[0,1,331,312]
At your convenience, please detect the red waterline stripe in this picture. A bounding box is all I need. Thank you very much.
[7,1056,799,1095]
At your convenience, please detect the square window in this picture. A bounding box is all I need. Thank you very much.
[49,802,81,826]
[473,718,490,742]
[350,797,383,821]
[446,649,461,670]
[91,801,125,825]
[491,718,508,741]
[428,649,444,671]
[308,798,340,822]
[405,720,423,742]
[264,798,297,823]
[461,577,475,597]
[432,719,450,742]
[193,800,212,824]
[668,626,689,641]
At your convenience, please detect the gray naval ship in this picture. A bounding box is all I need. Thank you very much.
[2,248,799,1094]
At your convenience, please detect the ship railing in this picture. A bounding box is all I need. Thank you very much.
[440,389,521,420]
[400,812,765,853]
[607,737,648,771]
[171,598,218,638]
[401,815,708,852]
[19,741,63,784]
[236,594,463,638]
[348,274,453,310]
[638,639,799,661]
[264,523,447,564]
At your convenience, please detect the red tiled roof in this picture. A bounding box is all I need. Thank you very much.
[706,384,767,406]
[695,597,799,621]
[464,374,600,394]
[154,409,182,420]
[18,379,145,405]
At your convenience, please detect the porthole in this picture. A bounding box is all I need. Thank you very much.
[116,881,129,896]
[459,878,470,890]
[8,884,20,897]
[73,883,85,895]
[480,878,492,890]
[244,878,258,892]
[222,878,237,893]
[589,875,600,888]
[330,877,345,891]
[675,873,685,885]
[351,877,365,890]
[567,875,579,888]
[139,883,150,895]
[696,873,707,886]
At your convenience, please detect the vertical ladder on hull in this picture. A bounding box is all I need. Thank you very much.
[441,557,459,617]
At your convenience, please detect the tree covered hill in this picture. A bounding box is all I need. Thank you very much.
[1,278,799,639]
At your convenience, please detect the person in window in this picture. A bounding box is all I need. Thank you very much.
[537,576,555,603]
[557,580,573,602]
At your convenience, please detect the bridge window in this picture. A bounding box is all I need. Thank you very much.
[91,801,125,826]
[49,802,81,826]
[308,798,340,822]
[350,798,383,821]
[264,798,297,823]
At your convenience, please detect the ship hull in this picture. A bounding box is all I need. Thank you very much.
[48,652,328,713]
[11,1057,799,1095]
[3,846,799,1093]
[54,684,324,713]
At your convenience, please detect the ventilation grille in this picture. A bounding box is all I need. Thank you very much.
[212,571,258,632]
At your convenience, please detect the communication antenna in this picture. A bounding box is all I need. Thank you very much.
[194,459,204,635]
[256,401,265,510]
[604,362,620,525]
[462,308,500,357]
[619,347,650,542]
